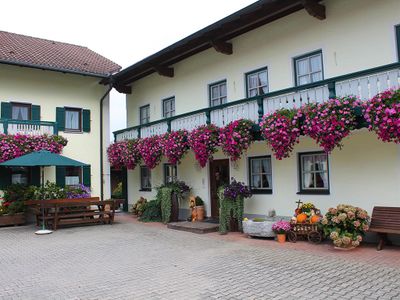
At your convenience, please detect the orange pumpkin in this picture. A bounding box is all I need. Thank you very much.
[296,213,307,223]
[310,215,320,224]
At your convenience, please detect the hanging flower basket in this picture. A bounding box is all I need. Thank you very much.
[220,119,255,161]
[188,124,220,168]
[161,130,190,165]
[138,136,163,169]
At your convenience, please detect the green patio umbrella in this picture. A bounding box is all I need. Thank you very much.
[0,150,88,235]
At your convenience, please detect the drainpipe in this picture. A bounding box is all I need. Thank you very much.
[99,83,113,201]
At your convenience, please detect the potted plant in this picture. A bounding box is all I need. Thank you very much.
[219,178,252,234]
[0,184,35,226]
[321,204,370,250]
[131,197,147,217]
[272,220,291,243]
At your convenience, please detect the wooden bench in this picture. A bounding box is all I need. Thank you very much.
[369,206,400,250]
[25,198,116,230]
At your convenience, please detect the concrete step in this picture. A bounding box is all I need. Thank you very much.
[167,221,219,234]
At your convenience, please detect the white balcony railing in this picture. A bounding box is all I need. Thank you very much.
[0,120,57,136]
[114,62,400,141]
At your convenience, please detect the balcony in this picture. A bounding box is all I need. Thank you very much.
[0,119,58,136]
[114,62,400,141]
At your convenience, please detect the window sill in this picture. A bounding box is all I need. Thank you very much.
[64,129,83,134]
[251,189,272,195]
[139,189,152,192]
[297,190,330,195]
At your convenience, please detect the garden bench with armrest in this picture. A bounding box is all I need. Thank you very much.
[25,198,115,230]
[369,206,400,250]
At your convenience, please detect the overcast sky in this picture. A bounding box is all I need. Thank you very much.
[0,0,256,137]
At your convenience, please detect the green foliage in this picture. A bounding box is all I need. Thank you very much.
[218,187,244,234]
[3,184,35,202]
[7,201,25,215]
[195,196,204,206]
[33,181,66,200]
[139,199,162,222]
[157,187,173,224]
[111,182,123,199]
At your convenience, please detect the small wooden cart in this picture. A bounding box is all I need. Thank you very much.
[287,223,322,244]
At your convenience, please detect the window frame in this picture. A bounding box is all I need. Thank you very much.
[248,155,273,194]
[293,50,324,87]
[208,80,227,107]
[163,163,177,184]
[162,97,175,118]
[11,102,32,121]
[245,67,269,98]
[10,166,30,185]
[140,166,152,191]
[298,151,330,195]
[64,107,82,132]
[65,166,82,186]
[139,104,150,125]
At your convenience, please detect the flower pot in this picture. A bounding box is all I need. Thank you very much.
[334,246,356,251]
[195,205,205,221]
[277,233,286,243]
[0,213,26,226]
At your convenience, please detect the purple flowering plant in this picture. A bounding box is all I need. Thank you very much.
[66,184,91,199]
[223,178,252,200]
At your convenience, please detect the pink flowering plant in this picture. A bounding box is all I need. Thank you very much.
[0,134,67,162]
[272,220,292,234]
[138,136,163,169]
[220,119,255,161]
[188,124,220,168]
[122,140,141,169]
[260,109,301,160]
[321,204,370,248]
[363,88,400,144]
[301,97,361,153]
[107,141,127,169]
[161,130,190,165]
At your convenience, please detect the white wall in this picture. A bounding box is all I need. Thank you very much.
[126,0,400,127]
[0,64,111,198]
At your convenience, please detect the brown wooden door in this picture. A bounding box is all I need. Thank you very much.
[209,159,230,219]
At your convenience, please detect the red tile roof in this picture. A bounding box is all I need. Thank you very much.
[0,31,121,77]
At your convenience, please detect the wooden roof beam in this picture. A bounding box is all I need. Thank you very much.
[211,41,233,55]
[154,65,174,78]
[301,0,326,20]
[114,84,132,94]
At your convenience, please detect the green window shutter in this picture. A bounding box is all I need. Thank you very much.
[82,165,91,187]
[31,105,41,121]
[1,102,11,119]
[56,166,66,188]
[82,109,91,132]
[56,107,65,131]
[30,166,41,187]
[0,167,11,189]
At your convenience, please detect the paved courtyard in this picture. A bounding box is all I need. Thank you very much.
[1,214,400,300]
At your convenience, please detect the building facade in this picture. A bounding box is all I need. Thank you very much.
[0,31,120,199]
[113,0,400,218]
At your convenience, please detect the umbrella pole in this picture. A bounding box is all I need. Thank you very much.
[35,166,52,235]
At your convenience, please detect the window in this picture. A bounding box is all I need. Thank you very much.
[246,68,268,97]
[209,80,227,107]
[294,51,323,86]
[249,156,272,194]
[162,97,175,118]
[11,167,29,185]
[11,103,31,120]
[299,152,329,194]
[140,105,150,125]
[140,166,151,191]
[65,167,82,186]
[65,108,82,131]
[164,164,177,184]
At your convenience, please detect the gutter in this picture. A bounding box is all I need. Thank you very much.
[99,83,113,201]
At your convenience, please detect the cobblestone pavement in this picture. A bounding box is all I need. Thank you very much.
[1,215,400,300]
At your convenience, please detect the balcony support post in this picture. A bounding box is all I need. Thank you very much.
[257,97,264,123]
[206,111,211,125]
[167,120,171,132]
[328,82,336,99]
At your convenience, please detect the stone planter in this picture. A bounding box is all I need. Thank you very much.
[242,220,276,238]
[0,213,26,226]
